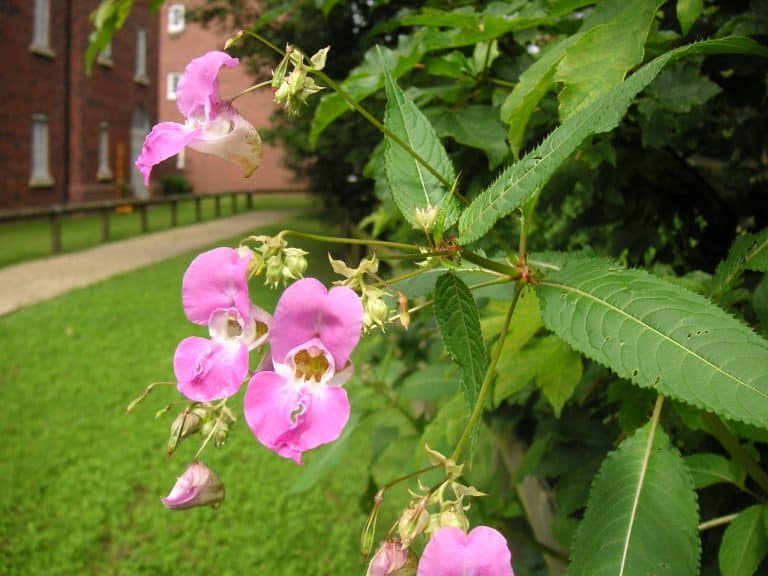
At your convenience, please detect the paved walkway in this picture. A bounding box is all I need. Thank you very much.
[0,209,296,317]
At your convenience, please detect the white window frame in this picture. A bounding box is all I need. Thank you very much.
[168,4,186,34]
[31,0,53,56]
[97,122,113,181]
[176,147,186,170]
[30,114,54,187]
[135,28,148,83]
[98,41,113,67]
[166,72,182,100]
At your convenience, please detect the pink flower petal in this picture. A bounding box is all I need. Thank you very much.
[174,336,249,402]
[134,122,201,185]
[270,278,363,368]
[161,461,225,510]
[182,247,252,325]
[176,51,238,121]
[188,110,263,178]
[243,370,350,464]
[417,526,514,576]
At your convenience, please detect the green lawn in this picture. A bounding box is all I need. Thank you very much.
[0,212,374,576]
[0,193,318,269]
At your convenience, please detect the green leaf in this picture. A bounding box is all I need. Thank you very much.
[500,37,575,159]
[536,255,768,428]
[86,0,133,75]
[711,227,768,301]
[434,273,488,417]
[677,0,704,36]
[426,106,509,169]
[309,34,426,147]
[481,291,542,348]
[684,453,745,490]
[383,66,459,229]
[287,413,361,495]
[554,0,662,120]
[568,424,700,575]
[719,505,768,576]
[494,335,582,416]
[459,36,768,244]
[755,276,768,337]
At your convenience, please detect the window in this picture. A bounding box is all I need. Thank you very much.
[30,114,53,186]
[176,147,186,170]
[31,0,52,55]
[97,122,113,181]
[135,28,148,83]
[166,73,182,100]
[168,4,186,34]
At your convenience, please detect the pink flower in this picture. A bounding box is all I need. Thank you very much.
[417,526,514,576]
[161,461,225,510]
[135,51,263,185]
[367,540,415,576]
[244,278,363,463]
[174,247,270,402]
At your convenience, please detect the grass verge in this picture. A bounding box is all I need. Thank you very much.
[0,211,372,576]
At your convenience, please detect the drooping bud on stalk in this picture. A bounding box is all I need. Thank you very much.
[397,292,410,330]
[366,540,417,576]
[167,406,205,455]
[361,489,385,559]
[224,30,244,50]
[398,497,429,548]
[161,461,225,510]
[283,247,309,279]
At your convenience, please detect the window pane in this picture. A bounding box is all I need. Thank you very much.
[33,0,50,48]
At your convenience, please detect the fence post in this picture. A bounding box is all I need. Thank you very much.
[100,208,110,242]
[140,204,148,232]
[214,195,221,217]
[246,191,253,210]
[50,211,62,254]
[231,192,237,213]
[194,197,202,222]
[171,200,178,227]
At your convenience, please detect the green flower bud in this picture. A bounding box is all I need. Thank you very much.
[284,247,308,279]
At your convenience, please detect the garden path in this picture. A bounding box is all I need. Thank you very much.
[0,209,296,317]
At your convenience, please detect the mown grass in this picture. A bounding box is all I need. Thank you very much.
[0,212,373,576]
[0,193,317,269]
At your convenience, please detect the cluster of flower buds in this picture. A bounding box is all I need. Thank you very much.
[272,44,329,116]
[167,402,237,456]
[329,253,396,332]
[245,235,309,288]
[364,445,514,575]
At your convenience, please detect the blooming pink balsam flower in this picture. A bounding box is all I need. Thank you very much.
[135,51,263,185]
[174,247,270,402]
[162,461,225,510]
[244,278,363,463]
[417,526,514,576]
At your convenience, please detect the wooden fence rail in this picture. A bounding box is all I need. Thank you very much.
[0,189,306,254]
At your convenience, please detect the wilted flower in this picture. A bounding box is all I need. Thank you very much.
[136,51,262,184]
[161,461,225,510]
[417,526,514,576]
[174,248,271,402]
[367,540,416,576]
[244,278,363,463]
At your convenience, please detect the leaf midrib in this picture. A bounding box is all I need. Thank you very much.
[539,279,768,400]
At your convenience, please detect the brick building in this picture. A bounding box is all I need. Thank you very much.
[0,0,158,209]
[158,1,297,193]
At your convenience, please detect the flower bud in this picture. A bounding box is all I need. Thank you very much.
[161,462,225,510]
[364,293,390,331]
[414,205,438,231]
[271,45,292,89]
[167,407,203,455]
[284,247,308,279]
[309,46,330,70]
[398,498,429,548]
[265,256,284,288]
[224,30,244,50]
[367,540,416,576]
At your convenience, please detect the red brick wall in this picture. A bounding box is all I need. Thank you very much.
[0,0,159,209]
[0,0,68,208]
[158,0,300,194]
